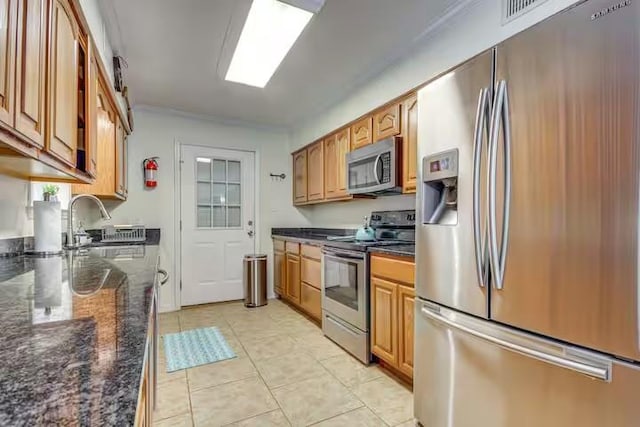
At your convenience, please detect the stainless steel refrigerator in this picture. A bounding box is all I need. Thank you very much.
[414,0,640,425]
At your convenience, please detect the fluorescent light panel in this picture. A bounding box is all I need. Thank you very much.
[225,0,313,88]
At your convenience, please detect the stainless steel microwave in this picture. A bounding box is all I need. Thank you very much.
[346,136,402,195]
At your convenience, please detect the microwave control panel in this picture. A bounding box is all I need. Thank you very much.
[380,152,391,183]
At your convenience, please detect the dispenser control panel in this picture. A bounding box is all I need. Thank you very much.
[423,149,458,183]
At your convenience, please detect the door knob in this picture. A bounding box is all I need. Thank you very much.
[248,230,254,237]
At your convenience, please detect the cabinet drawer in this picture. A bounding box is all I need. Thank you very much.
[371,254,415,286]
[285,242,300,254]
[301,244,322,260]
[273,239,285,252]
[301,257,321,290]
[301,282,321,320]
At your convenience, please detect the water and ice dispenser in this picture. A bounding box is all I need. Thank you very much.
[421,149,458,225]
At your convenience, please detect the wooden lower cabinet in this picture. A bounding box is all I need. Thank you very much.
[275,240,322,321]
[371,277,398,366]
[286,253,301,304]
[398,285,415,378]
[370,253,415,380]
[274,244,285,297]
[300,282,321,320]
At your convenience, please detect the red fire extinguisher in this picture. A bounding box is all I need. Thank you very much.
[143,157,159,188]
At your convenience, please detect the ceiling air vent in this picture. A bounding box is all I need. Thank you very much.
[503,0,549,23]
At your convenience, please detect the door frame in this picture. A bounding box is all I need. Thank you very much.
[173,140,261,309]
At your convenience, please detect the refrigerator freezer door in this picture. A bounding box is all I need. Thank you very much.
[415,299,640,427]
[492,0,640,361]
[415,50,493,318]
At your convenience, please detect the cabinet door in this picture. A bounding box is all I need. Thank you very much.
[351,116,372,150]
[371,277,398,366]
[300,282,321,320]
[47,0,78,166]
[373,102,401,142]
[274,250,285,296]
[286,253,301,304]
[307,141,324,201]
[334,128,350,197]
[398,285,415,378]
[323,134,337,198]
[15,0,46,147]
[0,0,16,130]
[402,94,418,193]
[85,50,98,176]
[71,84,116,196]
[292,150,307,204]
[115,117,126,197]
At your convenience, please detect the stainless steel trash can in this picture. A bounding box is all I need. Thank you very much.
[243,254,268,307]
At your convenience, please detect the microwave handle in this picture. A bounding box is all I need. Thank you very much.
[374,154,382,185]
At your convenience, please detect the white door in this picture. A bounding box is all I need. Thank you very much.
[180,145,256,306]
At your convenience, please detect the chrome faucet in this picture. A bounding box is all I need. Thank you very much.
[66,194,111,248]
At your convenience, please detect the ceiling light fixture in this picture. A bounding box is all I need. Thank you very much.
[225,0,324,88]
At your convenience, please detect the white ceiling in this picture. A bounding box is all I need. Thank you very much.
[102,0,461,128]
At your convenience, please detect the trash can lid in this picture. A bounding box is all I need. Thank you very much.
[244,254,267,259]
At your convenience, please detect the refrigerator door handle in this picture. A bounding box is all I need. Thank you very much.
[472,87,491,288]
[420,304,612,382]
[488,80,511,290]
[500,81,512,289]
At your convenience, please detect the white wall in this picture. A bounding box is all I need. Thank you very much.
[289,0,581,227]
[84,107,306,312]
[0,175,32,238]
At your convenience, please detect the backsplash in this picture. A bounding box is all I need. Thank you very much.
[304,194,416,228]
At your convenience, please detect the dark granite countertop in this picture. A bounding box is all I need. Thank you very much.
[0,245,159,426]
[368,245,416,258]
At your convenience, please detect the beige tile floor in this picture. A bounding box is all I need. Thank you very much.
[154,299,414,427]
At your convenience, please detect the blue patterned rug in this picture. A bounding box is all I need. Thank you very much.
[163,327,236,372]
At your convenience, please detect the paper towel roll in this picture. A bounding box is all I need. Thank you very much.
[34,201,62,253]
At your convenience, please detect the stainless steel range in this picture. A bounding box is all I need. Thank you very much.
[321,210,415,364]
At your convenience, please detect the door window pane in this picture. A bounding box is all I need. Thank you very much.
[228,161,241,183]
[212,160,226,182]
[197,183,211,204]
[197,207,211,228]
[228,207,241,227]
[212,184,226,205]
[227,184,241,205]
[195,157,244,228]
[197,158,211,181]
[212,207,226,227]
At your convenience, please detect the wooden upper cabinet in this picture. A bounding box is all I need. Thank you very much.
[373,102,401,142]
[307,141,324,201]
[402,94,418,193]
[116,117,126,197]
[14,0,47,147]
[323,134,337,198]
[334,128,350,198]
[46,0,78,166]
[351,116,372,150]
[0,0,16,130]
[293,149,308,204]
[324,129,352,200]
[85,47,98,176]
[72,81,119,198]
